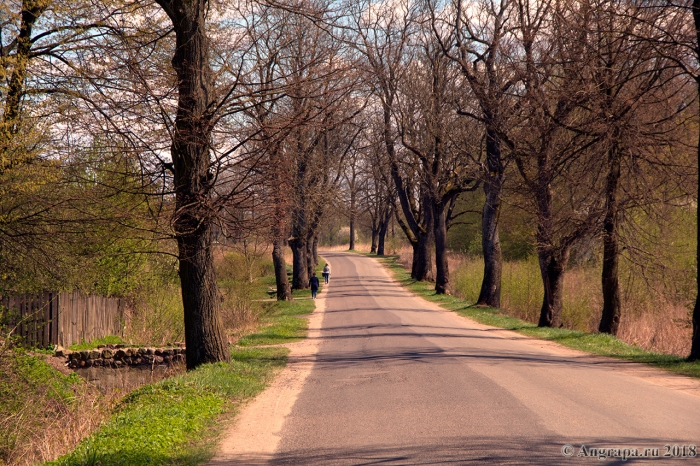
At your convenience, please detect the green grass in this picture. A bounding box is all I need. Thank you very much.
[237,291,316,347]
[68,335,126,351]
[47,347,287,466]
[374,254,700,379]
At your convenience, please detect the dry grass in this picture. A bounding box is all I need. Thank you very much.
[618,305,692,356]
[447,252,692,357]
[0,350,117,466]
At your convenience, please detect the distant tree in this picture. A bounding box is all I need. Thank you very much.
[350,0,438,281]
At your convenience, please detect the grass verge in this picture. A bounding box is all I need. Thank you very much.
[375,254,700,379]
[47,347,287,466]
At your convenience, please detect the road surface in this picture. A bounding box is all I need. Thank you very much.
[211,251,700,465]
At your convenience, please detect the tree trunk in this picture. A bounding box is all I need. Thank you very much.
[412,229,434,281]
[599,142,621,335]
[370,228,378,254]
[349,217,355,250]
[177,228,229,368]
[477,129,503,306]
[534,163,565,327]
[1,0,49,174]
[272,237,291,301]
[157,0,230,368]
[306,231,317,280]
[537,249,567,328]
[688,1,700,360]
[377,205,391,256]
[349,190,356,250]
[434,202,449,294]
[290,236,309,289]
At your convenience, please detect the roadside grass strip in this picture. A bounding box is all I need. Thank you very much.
[237,300,314,347]
[47,347,287,466]
[375,254,700,379]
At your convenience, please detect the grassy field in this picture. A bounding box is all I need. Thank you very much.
[374,253,700,379]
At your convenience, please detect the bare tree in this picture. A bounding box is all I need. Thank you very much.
[430,0,519,304]
[350,0,438,281]
[396,28,480,293]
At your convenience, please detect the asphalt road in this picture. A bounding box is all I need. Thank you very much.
[264,252,700,464]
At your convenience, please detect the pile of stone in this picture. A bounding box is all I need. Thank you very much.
[54,344,186,369]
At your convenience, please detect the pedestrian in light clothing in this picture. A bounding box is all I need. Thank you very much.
[310,273,320,299]
[322,263,331,284]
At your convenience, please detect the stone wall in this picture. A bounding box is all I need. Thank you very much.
[55,344,185,369]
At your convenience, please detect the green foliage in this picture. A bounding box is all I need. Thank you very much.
[48,348,287,466]
[447,192,536,260]
[68,335,126,352]
[126,279,184,347]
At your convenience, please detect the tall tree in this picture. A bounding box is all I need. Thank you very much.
[431,0,517,304]
[397,33,479,293]
[153,0,229,368]
[351,0,436,281]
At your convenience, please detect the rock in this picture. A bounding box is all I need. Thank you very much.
[146,348,154,355]
[115,349,126,359]
[88,350,100,360]
[114,360,123,367]
[155,348,164,356]
[79,360,86,368]
[68,359,79,369]
[84,359,93,368]
[54,346,66,357]
[154,356,164,365]
[163,349,174,356]
[115,344,124,348]
[124,357,132,365]
[137,347,146,356]
[102,349,113,359]
[124,348,133,357]
[97,345,105,349]
[163,355,172,364]
[134,357,143,365]
[79,351,89,361]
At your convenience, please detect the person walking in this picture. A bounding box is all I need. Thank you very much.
[310,272,320,300]
[322,263,331,284]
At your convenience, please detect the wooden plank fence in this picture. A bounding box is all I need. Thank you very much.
[0,292,124,348]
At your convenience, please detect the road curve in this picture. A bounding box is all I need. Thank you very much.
[222,252,700,465]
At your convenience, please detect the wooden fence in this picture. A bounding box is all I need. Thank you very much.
[0,292,125,348]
